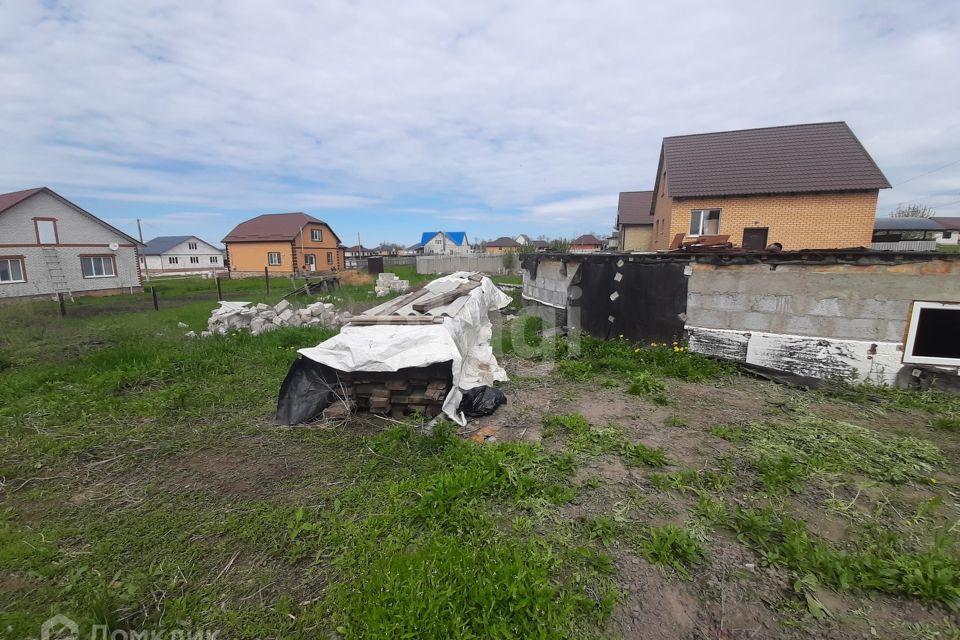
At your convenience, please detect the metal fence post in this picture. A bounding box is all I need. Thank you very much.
[151,286,159,310]
[265,266,270,294]
[216,276,223,301]
[57,292,66,316]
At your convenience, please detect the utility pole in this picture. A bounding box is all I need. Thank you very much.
[136,218,144,243]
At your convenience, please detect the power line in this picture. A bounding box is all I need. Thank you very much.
[896,158,960,187]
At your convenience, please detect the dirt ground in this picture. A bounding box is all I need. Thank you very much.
[461,356,960,639]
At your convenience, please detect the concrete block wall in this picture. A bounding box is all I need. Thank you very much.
[686,261,960,344]
[521,258,579,309]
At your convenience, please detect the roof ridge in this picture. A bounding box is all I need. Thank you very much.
[663,121,848,140]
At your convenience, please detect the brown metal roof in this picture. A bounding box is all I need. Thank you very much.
[931,217,960,230]
[222,212,341,243]
[616,190,654,226]
[571,234,604,246]
[487,236,521,247]
[0,187,44,213]
[657,122,891,198]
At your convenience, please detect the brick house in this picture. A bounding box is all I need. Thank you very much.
[0,187,143,300]
[222,212,344,274]
[615,190,654,251]
[570,234,606,253]
[648,122,891,251]
[484,236,522,254]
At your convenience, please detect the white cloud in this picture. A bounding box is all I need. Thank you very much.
[1,0,959,231]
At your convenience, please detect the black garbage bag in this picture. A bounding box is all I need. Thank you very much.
[458,385,507,418]
[275,357,341,425]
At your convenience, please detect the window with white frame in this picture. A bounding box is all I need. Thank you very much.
[326,251,333,264]
[168,256,179,264]
[311,229,322,241]
[689,209,721,236]
[210,256,219,263]
[188,241,198,250]
[0,258,25,283]
[268,252,281,265]
[81,256,115,278]
[190,256,200,264]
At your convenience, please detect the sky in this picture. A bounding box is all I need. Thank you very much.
[2,0,959,248]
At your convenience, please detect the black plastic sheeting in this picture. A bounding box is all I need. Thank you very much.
[458,385,507,417]
[275,358,343,425]
[574,259,688,343]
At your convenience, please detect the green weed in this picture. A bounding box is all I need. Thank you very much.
[931,414,960,432]
[663,415,688,428]
[635,525,706,580]
[627,371,669,405]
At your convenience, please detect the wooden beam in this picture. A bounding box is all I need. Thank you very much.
[412,281,481,313]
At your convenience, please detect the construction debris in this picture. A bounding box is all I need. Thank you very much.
[276,272,511,426]
[374,272,410,297]
[196,299,351,337]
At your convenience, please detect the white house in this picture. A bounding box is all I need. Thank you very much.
[932,217,960,247]
[420,231,471,255]
[0,187,143,300]
[141,235,225,275]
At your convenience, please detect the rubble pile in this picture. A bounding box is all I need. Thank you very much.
[374,272,410,297]
[191,299,351,337]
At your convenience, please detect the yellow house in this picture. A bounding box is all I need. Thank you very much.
[616,191,654,251]
[648,122,891,251]
[485,236,521,254]
[222,212,344,274]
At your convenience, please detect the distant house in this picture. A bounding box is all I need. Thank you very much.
[485,236,522,254]
[420,231,470,255]
[649,122,891,251]
[530,239,551,252]
[141,235,224,275]
[607,231,620,250]
[515,234,531,246]
[570,234,606,253]
[0,187,143,300]
[932,217,960,246]
[404,242,424,255]
[872,218,941,251]
[616,191,655,251]
[222,212,344,274]
[343,244,375,259]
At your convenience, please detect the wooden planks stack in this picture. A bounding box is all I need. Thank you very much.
[322,363,453,420]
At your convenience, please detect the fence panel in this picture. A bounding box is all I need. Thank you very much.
[416,254,514,274]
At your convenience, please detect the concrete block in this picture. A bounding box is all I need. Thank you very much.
[687,308,732,329]
[750,294,791,314]
[274,299,291,314]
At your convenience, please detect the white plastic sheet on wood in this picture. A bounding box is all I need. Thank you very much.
[297,272,512,425]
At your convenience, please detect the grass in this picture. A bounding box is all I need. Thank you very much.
[710,416,943,484]
[0,286,619,638]
[543,413,667,467]
[716,504,960,609]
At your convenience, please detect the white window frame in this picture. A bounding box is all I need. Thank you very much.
[902,301,960,366]
[209,256,219,263]
[0,258,26,283]
[326,251,333,264]
[267,252,282,266]
[190,256,200,264]
[81,256,116,279]
[168,256,179,264]
[188,242,198,250]
[689,209,721,237]
[311,229,322,241]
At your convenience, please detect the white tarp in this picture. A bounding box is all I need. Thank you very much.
[297,273,512,425]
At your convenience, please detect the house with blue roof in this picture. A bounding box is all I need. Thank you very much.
[419,231,471,255]
[141,235,225,275]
